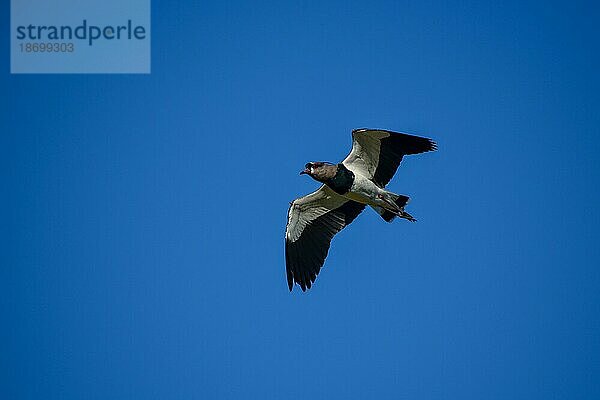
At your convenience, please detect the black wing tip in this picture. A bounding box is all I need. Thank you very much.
[352,128,438,152]
[288,272,317,293]
[288,274,314,292]
[299,279,307,292]
[427,138,438,152]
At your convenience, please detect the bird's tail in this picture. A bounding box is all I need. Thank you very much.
[372,194,416,222]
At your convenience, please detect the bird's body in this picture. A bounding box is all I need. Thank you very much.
[285,128,437,291]
[345,167,386,206]
[317,162,397,212]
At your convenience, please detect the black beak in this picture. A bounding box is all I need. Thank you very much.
[300,168,310,175]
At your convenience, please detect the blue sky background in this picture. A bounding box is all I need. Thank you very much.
[2,1,600,399]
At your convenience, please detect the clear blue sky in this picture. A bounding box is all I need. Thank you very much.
[2,1,600,399]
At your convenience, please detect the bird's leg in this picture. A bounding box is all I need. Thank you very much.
[377,194,416,222]
[398,210,416,222]
[377,194,401,212]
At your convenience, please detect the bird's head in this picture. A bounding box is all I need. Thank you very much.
[300,162,337,182]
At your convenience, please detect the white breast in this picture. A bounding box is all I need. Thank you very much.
[344,166,382,204]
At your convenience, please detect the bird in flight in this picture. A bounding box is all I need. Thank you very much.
[285,128,437,292]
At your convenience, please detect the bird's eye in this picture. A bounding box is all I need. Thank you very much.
[305,163,312,168]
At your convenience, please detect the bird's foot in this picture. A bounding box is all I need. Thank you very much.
[398,209,417,222]
[378,194,401,212]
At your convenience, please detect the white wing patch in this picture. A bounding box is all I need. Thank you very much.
[342,129,388,179]
[286,186,348,242]
[342,128,437,188]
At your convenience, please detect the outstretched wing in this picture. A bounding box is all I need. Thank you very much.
[342,128,437,187]
[285,185,366,291]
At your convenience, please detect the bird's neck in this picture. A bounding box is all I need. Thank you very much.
[324,163,354,195]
